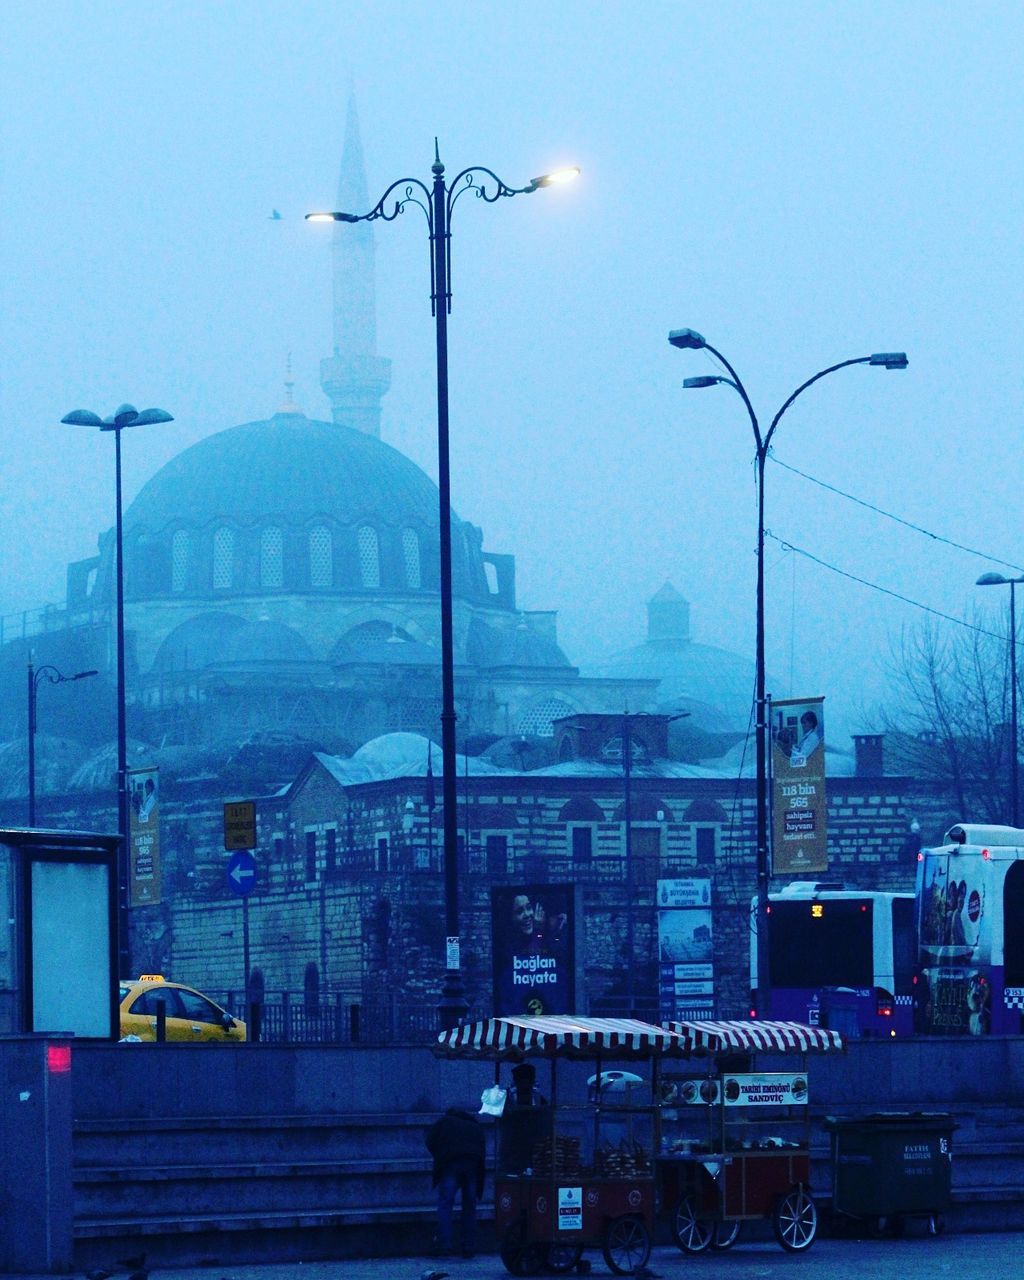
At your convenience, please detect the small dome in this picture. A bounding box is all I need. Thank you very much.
[467,618,572,669]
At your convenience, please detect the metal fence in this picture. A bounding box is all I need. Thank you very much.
[219,992,472,1045]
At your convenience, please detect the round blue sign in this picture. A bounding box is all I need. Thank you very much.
[226,849,257,897]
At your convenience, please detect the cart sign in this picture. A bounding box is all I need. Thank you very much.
[723,1073,809,1106]
[491,884,575,1016]
[558,1186,583,1231]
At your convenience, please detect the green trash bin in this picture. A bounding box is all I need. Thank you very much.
[824,1112,956,1230]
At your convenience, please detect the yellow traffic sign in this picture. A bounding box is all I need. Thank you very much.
[224,801,257,851]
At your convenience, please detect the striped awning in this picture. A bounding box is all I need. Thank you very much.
[663,1019,844,1055]
[434,1014,719,1061]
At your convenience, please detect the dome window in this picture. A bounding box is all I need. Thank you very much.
[309,526,333,588]
[402,528,421,589]
[260,526,284,589]
[358,526,380,588]
[212,527,235,591]
[171,529,190,594]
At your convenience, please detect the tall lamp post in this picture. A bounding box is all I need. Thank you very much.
[667,331,907,1015]
[976,572,1024,825]
[309,148,578,1029]
[60,403,174,978]
[27,661,98,825]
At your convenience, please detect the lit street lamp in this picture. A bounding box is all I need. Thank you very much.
[309,147,578,1030]
[27,660,98,825]
[667,331,907,1015]
[976,571,1024,825]
[61,403,174,977]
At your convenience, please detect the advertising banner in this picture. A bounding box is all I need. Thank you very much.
[771,697,827,875]
[128,766,161,907]
[722,1073,809,1107]
[658,878,714,1021]
[491,883,575,1015]
[916,851,991,1034]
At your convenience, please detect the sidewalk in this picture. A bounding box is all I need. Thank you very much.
[12,1232,1024,1280]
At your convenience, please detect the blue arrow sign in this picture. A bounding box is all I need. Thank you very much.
[226,849,257,897]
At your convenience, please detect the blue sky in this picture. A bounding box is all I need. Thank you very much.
[1,1,1021,740]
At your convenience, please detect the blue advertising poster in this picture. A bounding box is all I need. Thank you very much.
[491,884,575,1016]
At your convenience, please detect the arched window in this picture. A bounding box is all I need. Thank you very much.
[309,525,332,588]
[402,528,421,588]
[260,526,284,588]
[171,529,189,593]
[212,527,234,590]
[358,526,380,588]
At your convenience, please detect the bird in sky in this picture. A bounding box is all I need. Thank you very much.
[268,209,282,220]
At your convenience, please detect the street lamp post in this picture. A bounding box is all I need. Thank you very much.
[61,403,174,977]
[976,572,1024,825]
[27,661,98,825]
[309,148,578,1030]
[667,332,907,1015]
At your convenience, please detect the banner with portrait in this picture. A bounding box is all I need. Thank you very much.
[128,766,161,907]
[771,696,827,875]
[491,883,575,1016]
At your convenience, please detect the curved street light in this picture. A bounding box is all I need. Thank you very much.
[309,145,578,1029]
[976,571,1024,825]
[61,403,174,976]
[668,331,907,1016]
[27,661,98,825]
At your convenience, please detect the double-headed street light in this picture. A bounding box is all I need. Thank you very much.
[976,572,1024,826]
[27,661,98,825]
[668,330,907,1015]
[61,403,174,976]
[309,146,579,1030]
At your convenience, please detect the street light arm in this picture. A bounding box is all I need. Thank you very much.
[764,356,872,453]
[445,165,536,220]
[323,176,436,229]
[703,342,762,452]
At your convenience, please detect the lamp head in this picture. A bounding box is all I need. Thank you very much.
[683,376,722,390]
[668,328,707,350]
[60,409,105,427]
[528,166,581,191]
[868,352,909,369]
[305,210,359,223]
[977,573,1011,587]
[132,408,175,426]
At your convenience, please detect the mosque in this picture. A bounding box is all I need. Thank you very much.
[0,100,755,797]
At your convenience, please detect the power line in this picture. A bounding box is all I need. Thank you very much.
[767,532,1002,639]
[770,454,1024,574]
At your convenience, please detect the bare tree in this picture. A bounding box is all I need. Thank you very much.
[882,616,1015,822]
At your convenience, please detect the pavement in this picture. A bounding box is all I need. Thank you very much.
[12,1231,1024,1280]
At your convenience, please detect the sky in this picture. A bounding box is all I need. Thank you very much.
[1,1,1022,744]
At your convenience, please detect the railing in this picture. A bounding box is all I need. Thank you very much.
[219,992,472,1045]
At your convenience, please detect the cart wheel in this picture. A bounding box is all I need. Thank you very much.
[602,1214,651,1275]
[670,1196,714,1253]
[772,1187,818,1252]
[710,1219,742,1250]
[544,1242,584,1273]
[500,1222,547,1276]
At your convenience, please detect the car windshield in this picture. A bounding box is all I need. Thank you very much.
[119,984,133,1000]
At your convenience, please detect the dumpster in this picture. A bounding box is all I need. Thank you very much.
[824,1112,956,1234]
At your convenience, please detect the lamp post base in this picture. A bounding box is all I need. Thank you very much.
[437,968,470,1031]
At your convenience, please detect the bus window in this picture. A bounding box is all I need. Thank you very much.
[892,897,916,996]
[1004,861,1024,988]
[768,900,874,989]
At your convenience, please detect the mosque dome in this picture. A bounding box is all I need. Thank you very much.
[115,411,494,605]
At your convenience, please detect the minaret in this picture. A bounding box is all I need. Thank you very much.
[320,96,392,436]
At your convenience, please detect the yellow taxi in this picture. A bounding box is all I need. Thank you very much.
[119,975,247,1042]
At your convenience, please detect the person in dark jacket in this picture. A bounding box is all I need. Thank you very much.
[425,1106,486,1258]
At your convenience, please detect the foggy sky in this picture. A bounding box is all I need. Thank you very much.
[2,1,1022,744]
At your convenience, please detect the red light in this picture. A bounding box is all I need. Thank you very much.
[766,905,772,914]
[912,974,918,985]
[749,1008,757,1018]
[917,852,924,861]
[47,1044,71,1075]
[983,848,991,860]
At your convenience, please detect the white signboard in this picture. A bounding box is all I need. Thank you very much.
[722,1073,809,1107]
[558,1186,583,1231]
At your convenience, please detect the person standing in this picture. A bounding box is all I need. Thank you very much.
[425,1106,485,1259]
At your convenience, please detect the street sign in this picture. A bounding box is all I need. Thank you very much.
[224,801,257,850]
[226,850,257,897]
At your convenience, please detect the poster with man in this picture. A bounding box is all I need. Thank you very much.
[128,766,161,906]
[491,884,575,1015]
[771,697,827,875]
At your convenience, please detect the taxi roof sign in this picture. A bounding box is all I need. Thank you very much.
[224,801,257,851]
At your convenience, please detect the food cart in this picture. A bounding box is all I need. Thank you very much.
[434,1014,715,1276]
[657,1019,844,1254]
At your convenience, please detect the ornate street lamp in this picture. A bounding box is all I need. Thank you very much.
[667,333,907,1015]
[309,147,578,1030]
[976,571,1024,825]
[61,403,174,976]
[27,661,97,825]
